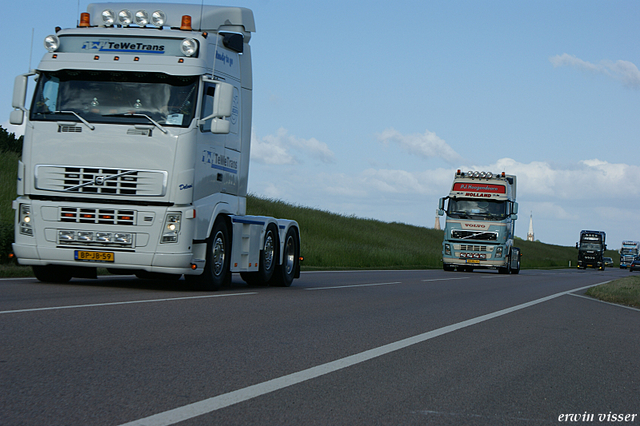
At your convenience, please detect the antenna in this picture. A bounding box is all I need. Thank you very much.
[28,28,34,71]
[199,0,204,30]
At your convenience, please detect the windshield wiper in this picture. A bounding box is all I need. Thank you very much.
[449,210,470,218]
[105,113,168,134]
[53,110,95,130]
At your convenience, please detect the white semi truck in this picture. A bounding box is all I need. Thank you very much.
[438,170,520,274]
[10,3,301,289]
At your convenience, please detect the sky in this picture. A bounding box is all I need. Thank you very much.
[2,0,639,249]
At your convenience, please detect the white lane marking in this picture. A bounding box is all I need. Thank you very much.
[0,292,257,315]
[117,281,608,426]
[304,282,401,291]
[421,277,470,282]
[568,292,640,312]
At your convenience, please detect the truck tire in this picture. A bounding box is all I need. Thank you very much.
[511,257,520,274]
[443,264,454,272]
[33,265,72,283]
[187,218,231,290]
[271,227,299,287]
[240,223,278,286]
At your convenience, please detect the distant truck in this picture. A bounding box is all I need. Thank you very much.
[619,241,639,269]
[576,230,606,270]
[438,170,520,274]
[10,3,301,289]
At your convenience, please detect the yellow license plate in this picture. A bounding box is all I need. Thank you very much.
[74,250,114,262]
[466,259,480,264]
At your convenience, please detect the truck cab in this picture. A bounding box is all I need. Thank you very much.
[438,170,520,274]
[576,230,606,270]
[10,3,301,288]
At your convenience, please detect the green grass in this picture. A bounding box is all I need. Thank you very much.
[585,276,640,309]
[1,151,19,224]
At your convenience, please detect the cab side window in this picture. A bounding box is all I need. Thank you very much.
[200,84,215,132]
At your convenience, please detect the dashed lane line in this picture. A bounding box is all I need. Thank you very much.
[0,292,257,315]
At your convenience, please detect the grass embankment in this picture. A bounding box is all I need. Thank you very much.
[246,195,620,271]
[585,276,640,309]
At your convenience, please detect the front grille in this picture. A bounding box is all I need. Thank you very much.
[459,244,488,252]
[451,230,497,241]
[35,165,167,196]
[58,125,82,133]
[60,207,136,225]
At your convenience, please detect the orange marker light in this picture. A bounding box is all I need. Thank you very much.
[79,12,90,27]
[180,15,192,30]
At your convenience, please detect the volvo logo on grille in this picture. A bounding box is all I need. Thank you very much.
[94,176,106,186]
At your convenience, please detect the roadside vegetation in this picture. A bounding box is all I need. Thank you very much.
[585,276,640,309]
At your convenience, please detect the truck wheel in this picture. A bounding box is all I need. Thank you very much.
[188,218,231,290]
[240,223,278,286]
[271,227,299,287]
[511,257,520,274]
[33,265,72,283]
[443,264,454,272]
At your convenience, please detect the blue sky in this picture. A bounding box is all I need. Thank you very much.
[2,0,639,249]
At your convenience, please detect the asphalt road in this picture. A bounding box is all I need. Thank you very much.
[1,268,639,425]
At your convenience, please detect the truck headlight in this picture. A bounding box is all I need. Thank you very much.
[19,204,34,236]
[161,213,181,243]
[44,35,60,52]
[118,9,133,26]
[181,38,198,57]
[135,10,149,26]
[101,9,116,26]
[495,247,503,258]
[444,243,451,256]
[151,10,166,27]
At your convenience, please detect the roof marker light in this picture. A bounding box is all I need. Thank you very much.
[79,12,90,27]
[180,15,192,31]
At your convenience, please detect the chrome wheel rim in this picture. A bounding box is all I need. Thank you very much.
[212,231,225,276]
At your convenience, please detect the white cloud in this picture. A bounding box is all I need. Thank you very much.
[250,127,335,165]
[550,53,640,89]
[468,158,640,200]
[377,128,462,164]
[250,130,296,165]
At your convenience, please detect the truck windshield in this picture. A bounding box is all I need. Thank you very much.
[30,70,198,128]
[580,237,603,250]
[447,198,507,220]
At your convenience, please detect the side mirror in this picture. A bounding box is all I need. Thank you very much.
[575,242,578,249]
[200,80,234,134]
[510,214,518,220]
[210,118,230,134]
[12,74,28,109]
[512,202,519,215]
[438,197,446,211]
[10,72,34,125]
[10,109,24,125]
